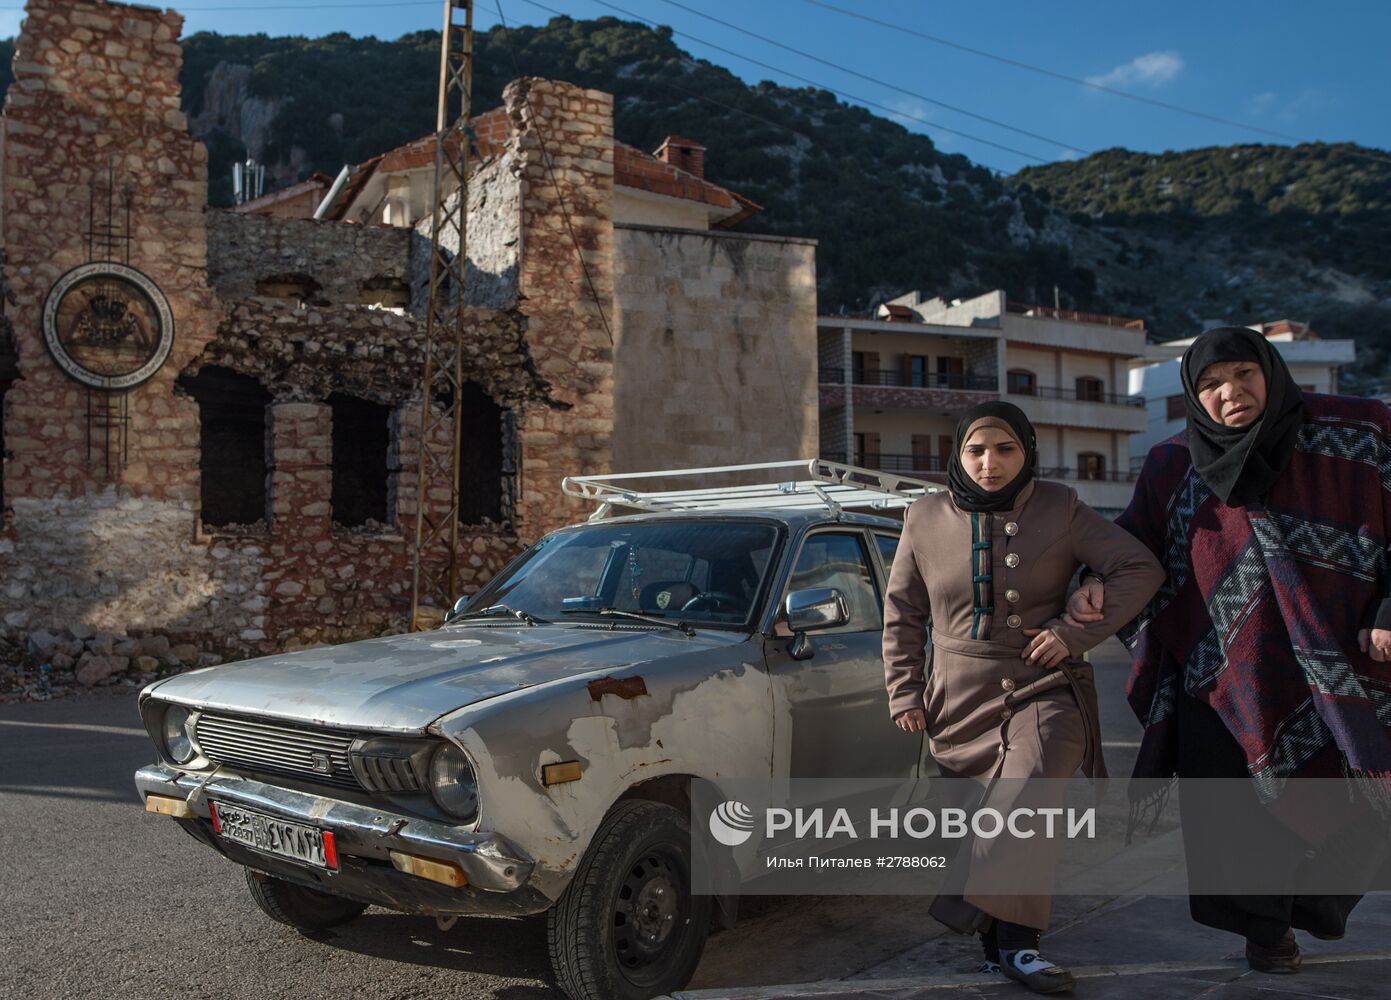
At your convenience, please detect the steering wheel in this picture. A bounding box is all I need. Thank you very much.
[681,591,742,613]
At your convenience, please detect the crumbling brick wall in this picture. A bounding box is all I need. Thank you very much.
[505,78,615,536]
[0,4,618,657]
[0,0,234,642]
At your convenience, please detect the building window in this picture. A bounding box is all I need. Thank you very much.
[1078,452,1107,481]
[0,379,11,513]
[904,355,928,387]
[853,431,881,469]
[852,351,879,385]
[458,382,510,527]
[1007,370,1036,396]
[178,366,271,530]
[1076,376,1104,402]
[937,356,965,389]
[329,394,390,528]
[1165,394,1186,421]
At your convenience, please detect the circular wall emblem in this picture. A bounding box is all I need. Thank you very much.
[42,262,175,390]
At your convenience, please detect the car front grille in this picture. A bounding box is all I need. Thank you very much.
[194,713,362,791]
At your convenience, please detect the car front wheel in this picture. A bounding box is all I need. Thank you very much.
[547,800,711,1000]
[243,868,367,932]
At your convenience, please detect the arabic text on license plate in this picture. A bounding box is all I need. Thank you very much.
[212,801,335,869]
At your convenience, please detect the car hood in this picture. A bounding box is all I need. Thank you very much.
[147,624,742,733]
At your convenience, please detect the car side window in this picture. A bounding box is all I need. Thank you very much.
[873,534,900,590]
[786,532,882,633]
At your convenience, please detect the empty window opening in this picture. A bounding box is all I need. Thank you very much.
[359,276,410,310]
[255,272,322,307]
[178,366,271,530]
[0,330,14,511]
[458,382,510,527]
[330,393,390,528]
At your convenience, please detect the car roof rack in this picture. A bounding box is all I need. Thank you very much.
[561,459,941,521]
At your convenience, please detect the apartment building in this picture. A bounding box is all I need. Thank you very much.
[819,289,1149,515]
[1129,320,1355,458]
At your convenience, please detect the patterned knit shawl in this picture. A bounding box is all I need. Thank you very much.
[1120,394,1391,808]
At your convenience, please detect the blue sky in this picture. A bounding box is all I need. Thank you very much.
[2,1,1386,175]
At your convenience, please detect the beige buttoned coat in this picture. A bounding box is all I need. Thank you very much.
[882,479,1163,929]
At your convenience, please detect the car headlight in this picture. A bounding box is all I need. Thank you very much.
[162,705,194,764]
[428,743,479,821]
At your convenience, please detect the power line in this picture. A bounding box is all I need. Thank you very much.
[0,1,443,9]
[556,0,1054,164]
[800,0,1306,143]
[492,0,614,345]
[515,0,1020,178]
[651,0,1090,158]
[799,0,1391,170]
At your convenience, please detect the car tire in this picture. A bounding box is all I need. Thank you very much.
[547,800,712,1000]
[243,868,367,932]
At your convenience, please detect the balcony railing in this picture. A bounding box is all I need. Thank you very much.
[1039,467,1138,483]
[822,453,1136,484]
[820,368,997,392]
[1008,384,1145,408]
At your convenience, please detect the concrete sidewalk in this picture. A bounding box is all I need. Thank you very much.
[663,892,1391,999]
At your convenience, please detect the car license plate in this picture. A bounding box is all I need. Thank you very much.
[210,800,336,870]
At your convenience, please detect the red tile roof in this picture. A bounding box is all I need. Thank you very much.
[613,141,760,227]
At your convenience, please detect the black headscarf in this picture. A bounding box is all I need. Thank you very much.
[1180,326,1305,507]
[947,401,1038,513]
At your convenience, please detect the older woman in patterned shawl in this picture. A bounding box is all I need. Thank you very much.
[1067,326,1391,973]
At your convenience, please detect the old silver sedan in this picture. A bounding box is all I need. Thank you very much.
[135,506,924,1000]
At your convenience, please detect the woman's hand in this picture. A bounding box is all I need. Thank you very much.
[895,709,927,733]
[1022,628,1070,668]
[1063,577,1105,626]
[1358,628,1391,662]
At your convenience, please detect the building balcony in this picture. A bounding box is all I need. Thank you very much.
[1010,385,1145,408]
[820,367,997,392]
[1005,385,1148,433]
[819,367,998,411]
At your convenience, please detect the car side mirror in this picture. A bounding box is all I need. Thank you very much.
[444,595,471,624]
[784,588,849,660]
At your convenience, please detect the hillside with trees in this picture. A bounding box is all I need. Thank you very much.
[1,17,1388,388]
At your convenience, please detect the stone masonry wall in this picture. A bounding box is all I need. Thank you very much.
[507,78,615,536]
[0,0,230,644]
[612,225,819,473]
[207,212,413,305]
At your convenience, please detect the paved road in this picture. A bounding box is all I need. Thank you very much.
[0,641,1141,999]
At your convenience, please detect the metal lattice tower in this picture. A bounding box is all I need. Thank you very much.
[410,0,475,629]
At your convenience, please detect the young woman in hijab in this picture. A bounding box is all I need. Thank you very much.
[1066,326,1391,972]
[883,401,1163,993]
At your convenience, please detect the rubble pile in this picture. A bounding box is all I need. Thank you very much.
[1,626,222,702]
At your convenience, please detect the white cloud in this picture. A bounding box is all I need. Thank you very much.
[1277,88,1333,123]
[1086,51,1184,89]
[1247,91,1278,115]
[887,98,934,129]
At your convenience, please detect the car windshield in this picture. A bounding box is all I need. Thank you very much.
[461,520,782,629]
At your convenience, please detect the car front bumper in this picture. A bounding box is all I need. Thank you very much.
[135,763,549,916]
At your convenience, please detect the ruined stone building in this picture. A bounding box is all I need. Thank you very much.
[0,0,818,658]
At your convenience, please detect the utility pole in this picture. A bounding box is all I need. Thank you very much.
[410,0,474,630]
